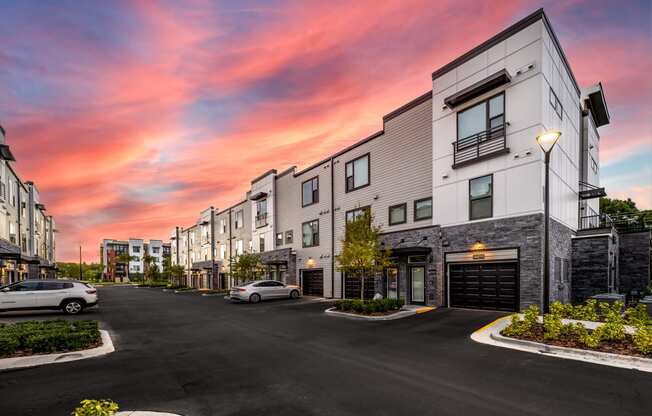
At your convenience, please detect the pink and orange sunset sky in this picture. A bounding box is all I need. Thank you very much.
[2,0,651,262]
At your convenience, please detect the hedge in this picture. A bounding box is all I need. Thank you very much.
[334,298,404,314]
[0,320,100,358]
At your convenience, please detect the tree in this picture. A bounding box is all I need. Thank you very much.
[116,252,136,282]
[56,262,102,281]
[168,264,186,286]
[230,252,263,285]
[336,210,391,301]
[142,255,158,282]
[600,197,639,216]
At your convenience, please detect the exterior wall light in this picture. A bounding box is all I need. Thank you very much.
[471,240,486,251]
[306,257,316,268]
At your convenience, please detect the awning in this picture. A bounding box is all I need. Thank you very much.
[249,191,268,201]
[444,69,511,108]
[0,144,15,161]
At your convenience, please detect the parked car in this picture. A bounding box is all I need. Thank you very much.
[0,279,98,315]
[229,280,301,303]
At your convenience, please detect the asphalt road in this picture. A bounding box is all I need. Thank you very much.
[0,286,650,416]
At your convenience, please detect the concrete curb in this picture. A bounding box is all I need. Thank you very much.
[116,412,181,416]
[174,289,197,294]
[471,316,652,372]
[325,307,417,321]
[0,330,115,371]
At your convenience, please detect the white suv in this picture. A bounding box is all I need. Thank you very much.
[0,280,98,315]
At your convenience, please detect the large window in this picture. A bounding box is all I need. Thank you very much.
[345,154,370,192]
[469,175,493,220]
[345,206,370,224]
[235,210,244,229]
[302,176,319,207]
[414,197,432,221]
[549,87,563,120]
[388,203,407,225]
[457,93,504,142]
[235,239,244,255]
[259,235,265,252]
[302,220,319,247]
[256,199,268,228]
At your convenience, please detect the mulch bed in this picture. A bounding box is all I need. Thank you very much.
[502,324,647,358]
[3,340,103,359]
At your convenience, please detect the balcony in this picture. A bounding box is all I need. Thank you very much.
[255,212,268,228]
[452,124,509,169]
[579,212,652,234]
[579,181,607,199]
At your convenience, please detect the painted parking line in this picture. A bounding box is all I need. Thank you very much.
[415,306,436,314]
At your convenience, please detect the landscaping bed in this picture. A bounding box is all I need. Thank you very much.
[334,298,404,316]
[501,301,651,358]
[0,320,101,358]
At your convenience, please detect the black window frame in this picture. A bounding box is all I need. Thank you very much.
[388,203,407,226]
[345,206,371,224]
[301,176,319,207]
[413,197,433,221]
[469,174,493,221]
[456,92,505,146]
[345,153,370,193]
[549,87,563,120]
[302,219,320,248]
[259,234,265,252]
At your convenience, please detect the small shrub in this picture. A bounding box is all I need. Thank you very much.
[72,399,119,416]
[502,305,540,337]
[0,334,19,357]
[574,323,603,348]
[626,304,650,327]
[334,298,404,314]
[571,300,598,321]
[633,325,652,355]
[601,304,626,341]
[543,313,563,340]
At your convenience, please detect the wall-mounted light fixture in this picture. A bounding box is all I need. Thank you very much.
[471,240,486,251]
[306,257,316,269]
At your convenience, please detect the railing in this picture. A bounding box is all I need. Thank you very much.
[579,212,652,233]
[255,212,268,228]
[579,213,613,231]
[452,124,508,168]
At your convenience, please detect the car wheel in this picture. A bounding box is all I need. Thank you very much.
[62,300,84,315]
[290,290,300,299]
[249,293,261,303]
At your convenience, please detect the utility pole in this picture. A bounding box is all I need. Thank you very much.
[79,245,83,281]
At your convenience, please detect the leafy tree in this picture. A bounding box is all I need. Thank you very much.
[168,264,186,286]
[142,255,160,282]
[116,253,136,282]
[231,252,263,284]
[56,262,102,281]
[336,210,391,301]
[600,197,639,216]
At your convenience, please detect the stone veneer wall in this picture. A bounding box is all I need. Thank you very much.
[259,248,297,285]
[549,219,575,303]
[377,226,442,306]
[619,231,651,295]
[571,235,610,302]
[440,213,544,311]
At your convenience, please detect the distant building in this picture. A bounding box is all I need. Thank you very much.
[100,238,171,282]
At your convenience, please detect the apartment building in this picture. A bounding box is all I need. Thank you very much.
[170,9,649,311]
[100,238,171,282]
[0,125,57,285]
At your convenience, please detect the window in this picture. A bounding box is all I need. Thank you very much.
[235,239,244,255]
[220,218,227,234]
[259,235,265,252]
[590,155,598,175]
[235,210,244,229]
[220,245,226,260]
[302,220,319,247]
[457,93,504,141]
[285,230,293,244]
[469,175,493,220]
[554,257,562,283]
[7,281,40,291]
[152,247,160,254]
[414,198,432,221]
[41,281,68,290]
[549,87,563,120]
[388,203,407,225]
[132,246,141,253]
[276,232,283,247]
[256,199,268,227]
[345,206,370,223]
[345,154,370,192]
[302,176,319,207]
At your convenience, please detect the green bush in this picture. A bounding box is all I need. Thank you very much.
[334,298,404,314]
[570,300,599,321]
[0,320,100,358]
[626,304,650,327]
[72,399,119,416]
[574,323,603,348]
[633,325,652,355]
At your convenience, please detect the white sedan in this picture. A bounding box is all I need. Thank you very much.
[229,280,301,303]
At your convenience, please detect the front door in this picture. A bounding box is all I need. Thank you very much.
[410,266,425,304]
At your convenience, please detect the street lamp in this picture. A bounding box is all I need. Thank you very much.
[536,130,561,314]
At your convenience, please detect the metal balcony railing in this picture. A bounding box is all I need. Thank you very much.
[579,212,652,233]
[579,181,607,199]
[452,124,508,168]
[579,213,612,231]
[255,212,268,228]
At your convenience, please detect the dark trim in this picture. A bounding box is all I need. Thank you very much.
[249,191,268,201]
[469,174,494,221]
[452,148,510,169]
[301,176,319,207]
[0,124,5,137]
[215,199,247,217]
[413,197,433,222]
[431,8,581,96]
[301,219,320,248]
[250,169,277,185]
[379,224,438,237]
[0,144,16,161]
[345,205,371,224]
[383,91,433,123]
[344,153,370,193]
[388,203,408,226]
[445,70,510,108]
[276,166,296,179]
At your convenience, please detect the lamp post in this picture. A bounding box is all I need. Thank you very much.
[536,130,561,314]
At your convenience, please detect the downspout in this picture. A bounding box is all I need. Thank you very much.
[186,229,190,287]
[210,206,215,289]
[228,208,233,289]
[330,156,335,298]
[16,182,22,279]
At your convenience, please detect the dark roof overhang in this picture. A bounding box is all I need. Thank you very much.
[0,144,16,161]
[249,191,268,201]
[444,69,511,108]
[584,83,610,127]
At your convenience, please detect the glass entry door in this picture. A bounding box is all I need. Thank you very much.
[386,267,398,299]
[410,266,425,304]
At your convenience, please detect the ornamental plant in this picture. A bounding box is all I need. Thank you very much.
[626,304,650,327]
[72,399,119,416]
[633,325,652,355]
[600,302,626,341]
[502,305,540,337]
[571,300,598,321]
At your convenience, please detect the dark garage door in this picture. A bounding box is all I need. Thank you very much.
[449,262,518,311]
[302,269,323,297]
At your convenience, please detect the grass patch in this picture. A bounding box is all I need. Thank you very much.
[0,320,101,358]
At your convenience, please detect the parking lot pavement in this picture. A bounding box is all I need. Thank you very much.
[1,286,651,416]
